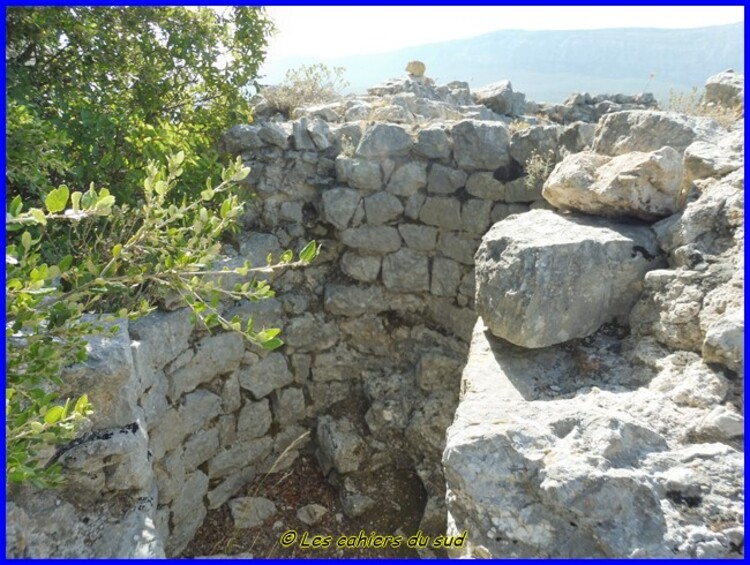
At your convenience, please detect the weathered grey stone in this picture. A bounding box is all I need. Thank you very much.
[237,398,272,439]
[220,124,264,154]
[461,199,492,234]
[694,405,744,440]
[59,319,141,430]
[438,232,480,265]
[430,256,462,297]
[683,127,743,185]
[167,333,244,401]
[223,298,283,338]
[217,414,237,447]
[183,427,220,472]
[292,118,315,150]
[238,353,294,399]
[558,122,597,156]
[168,470,209,555]
[149,407,184,460]
[386,161,428,197]
[341,225,402,253]
[297,504,328,526]
[451,120,510,171]
[130,308,193,381]
[427,164,467,195]
[311,344,360,382]
[284,313,339,352]
[419,197,462,230]
[229,497,277,529]
[414,126,452,159]
[339,315,393,356]
[279,201,303,223]
[335,156,383,191]
[444,320,744,558]
[6,488,165,558]
[356,123,413,159]
[543,147,684,221]
[509,125,560,166]
[491,202,529,223]
[416,351,464,391]
[271,387,306,425]
[316,416,367,475]
[465,171,505,201]
[404,192,427,220]
[324,284,388,317]
[702,310,743,374]
[704,70,744,110]
[155,446,184,504]
[56,422,152,502]
[208,437,273,480]
[399,223,438,251]
[593,110,720,156]
[309,119,332,150]
[321,187,362,230]
[365,191,404,224]
[258,121,291,149]
[180,389,222,436]
[382,248,430,292]
[425,298,477,342]
[652,352,729,407]
[475,210,662,348]
[340,251,381,282]
[474,80,524,116]
[290,354,311,384]
[140,371,169,422]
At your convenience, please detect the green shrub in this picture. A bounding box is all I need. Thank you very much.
[6,7,274,206]
[5,154,319,487]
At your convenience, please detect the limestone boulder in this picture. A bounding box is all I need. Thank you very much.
[543,147,683,221]
[316,416,367,475]
[475,210,662,348]
[683,126,743,186]
[474,80,525,116]
[451,120,511,171]
[355,123,413,159]
[704,70,744,110]
[593,110,720,156]
[335,156,382,191]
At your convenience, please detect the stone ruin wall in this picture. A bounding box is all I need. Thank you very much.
[6,72,744,558]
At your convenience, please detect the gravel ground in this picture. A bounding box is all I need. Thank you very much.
[182,454,426,558]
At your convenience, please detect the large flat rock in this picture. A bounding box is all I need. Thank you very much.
[474,210,661,348]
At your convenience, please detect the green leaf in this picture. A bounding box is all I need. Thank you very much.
[58,255,73,271]
[201,188,214,201]
[9,195,23,216]
[231,166,250,182]
[28,208,47,226]
[21,231,32,251]
[154,180,168,196]
[71,191,82,212]
[44,406,65,425]
[261,337,284,351]
[299,240,318,263]
[280,249,293,264]
[220,199,231,219]
[74,394,90,415]
[112,244,123,258]
[44,185,70,213]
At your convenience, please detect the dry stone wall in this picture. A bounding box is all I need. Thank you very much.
[7,70,741,559]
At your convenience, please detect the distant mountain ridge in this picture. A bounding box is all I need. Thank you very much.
[260,23,744,104]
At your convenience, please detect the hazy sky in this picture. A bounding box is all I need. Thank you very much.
[263,6,744,62]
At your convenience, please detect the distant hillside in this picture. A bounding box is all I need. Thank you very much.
[260,23,744,104]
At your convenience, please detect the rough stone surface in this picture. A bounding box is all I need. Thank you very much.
[340,251,381,282]
[386,161,428,197]
[704,70,744,110]
[297,503,328,526]
[322,187,362,229]
[365,191,404,224]
[382,248,430,292]
[543,147,683,220]
[237,353,294,399]
[398,223,438,251]
[419,197,462,230]
[335,156,383,191]
[229,497,277,529]
[316,416,367,475]
[593,110,720,156]
[474,80,524,116]
[356,123,413,159]
[414,126,452,159]
[341,226,402,254]
[451,120,510,171]
[475,210,662,348]
[428,164,468,195]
